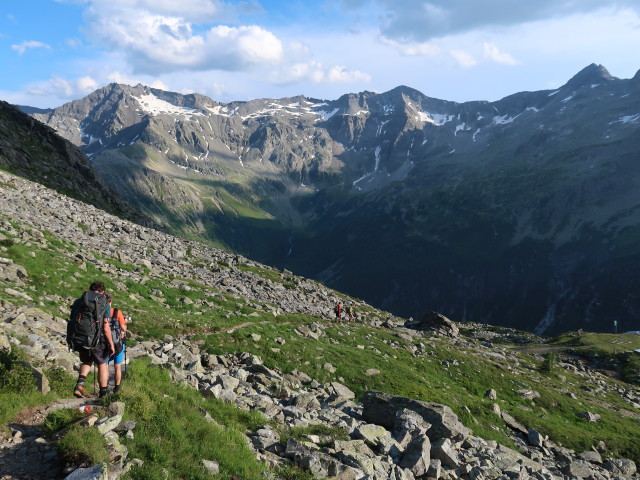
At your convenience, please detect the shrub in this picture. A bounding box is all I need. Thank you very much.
[275,465,316,480]
[43,408,84,436]
[45,366,75,395]
[57,425,109,467]
[0,348,35,393]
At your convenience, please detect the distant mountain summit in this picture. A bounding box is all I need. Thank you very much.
[564,63,616,89]
[19,64,640,335]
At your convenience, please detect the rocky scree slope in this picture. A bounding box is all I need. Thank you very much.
[22,64,640,335]
[1,170,640,479]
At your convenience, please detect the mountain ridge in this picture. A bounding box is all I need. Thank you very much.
[17,64,640,335]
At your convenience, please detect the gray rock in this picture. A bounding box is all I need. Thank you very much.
[405,311,459,337]
[398,435,431,477]
[301,451,363,480]
[527,429,547,448]
[576,411,601,422]
[201,459,219,475]
[604,458,637,476]
[329,382,355,400]
[501,411,528,434]
[63,463,108,480]
[362,391,472,441]
[354,423,390,448]
[578,450,602,464]
[427,458,442,479]
[430,438,459,468]
[563,459,595,478]
[95,402,125,435]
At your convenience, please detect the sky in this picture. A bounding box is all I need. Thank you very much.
[1,0,640,108]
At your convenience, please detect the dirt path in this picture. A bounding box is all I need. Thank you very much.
[0,398,96,480]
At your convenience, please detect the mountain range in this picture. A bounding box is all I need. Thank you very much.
[17,63,640,335]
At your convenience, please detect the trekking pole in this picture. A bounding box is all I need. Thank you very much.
[123,339,127,380]
[93,363,97,396]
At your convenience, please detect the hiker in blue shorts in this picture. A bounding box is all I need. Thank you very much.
[105,293,128,393]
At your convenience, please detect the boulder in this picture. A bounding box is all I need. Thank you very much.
[405,311,459,337]
[578,450,602,464]
[430,438,459,468]
[398,435,431,477]
[329,382,355,400]
[301,452,363,480]
[604,458,637,476]
[362,391,472,441]
[63,463,108,480]
[562,459,595,478]
[576,411,601,422]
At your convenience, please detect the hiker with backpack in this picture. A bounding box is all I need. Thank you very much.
[68,281,115,398]
[105,293,127,393]
[334,302,342,321]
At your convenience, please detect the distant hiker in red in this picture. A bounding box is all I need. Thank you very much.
[68,281,115,398]
[334,302,342,321]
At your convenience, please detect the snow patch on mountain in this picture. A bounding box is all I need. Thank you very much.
[315,108,339,121]
[455,123,467,135]
[417,112,453,126]
[206,105,233,117]
[136,93,202,118]
[493,114,517,125]
[616,114,640,124]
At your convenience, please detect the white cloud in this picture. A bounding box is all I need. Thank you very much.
[270,61,371,85]
[289,41,311,58]
[26,75,100,98]
[483,42,517,65]
[379,36,441,57]
[76,76,99,92]
[85,0,234,22]
[373,0,640,42]
[83,2,283,74]
[11,41,51,55]
[449,50,477,67]
[106,71,169,90]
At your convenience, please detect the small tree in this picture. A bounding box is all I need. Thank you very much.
[539,352,557,374]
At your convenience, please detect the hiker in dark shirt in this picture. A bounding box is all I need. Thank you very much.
[71,281,115,398]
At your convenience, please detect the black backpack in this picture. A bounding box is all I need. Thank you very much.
[109,309,124,355]
[67,291,107,352]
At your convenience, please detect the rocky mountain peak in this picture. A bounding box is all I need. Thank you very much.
[564,63,616,89]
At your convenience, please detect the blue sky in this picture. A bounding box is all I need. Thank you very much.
[2,0,640,108]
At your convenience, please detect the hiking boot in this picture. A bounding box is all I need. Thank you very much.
[73,384,87,398]
[113,384,122,394]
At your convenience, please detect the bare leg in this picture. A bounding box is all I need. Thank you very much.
[98,363,110,388]
[114,364,122,386]
[78,363,91,377]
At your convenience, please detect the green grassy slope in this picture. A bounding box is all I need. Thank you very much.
[1,214,639,476]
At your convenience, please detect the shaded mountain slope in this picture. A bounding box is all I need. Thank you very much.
[19,64,640,334]
[0,100,155,227]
